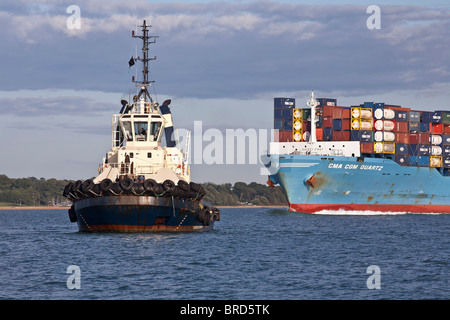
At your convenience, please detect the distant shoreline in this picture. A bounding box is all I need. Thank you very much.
[0,205,288,211]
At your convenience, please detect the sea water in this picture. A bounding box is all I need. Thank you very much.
[0,208,448,300]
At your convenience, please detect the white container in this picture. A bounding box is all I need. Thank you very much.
[294,121,302,130]
[384,132,395,142]
[374,108,384,120]
[360,109,372,119]
[374,120,384,131]
[383,120,395,131]
[431,135,442,145]
[360,120,372,130]
[374,131,383,142]
[374,142,383,153]
[384,109,395,120]
[431,146,442,156]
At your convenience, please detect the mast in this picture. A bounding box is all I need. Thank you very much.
[131,20,158,103]
[307,90,319,143]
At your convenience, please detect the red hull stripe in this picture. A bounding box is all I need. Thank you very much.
[290,203,450,214]
[80,224,210,233]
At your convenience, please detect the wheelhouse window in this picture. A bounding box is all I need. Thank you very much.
[134,122,148,141]
[150,121,162,141]
[122,121,133,141]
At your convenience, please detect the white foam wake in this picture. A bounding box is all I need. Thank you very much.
[312,209,446,216]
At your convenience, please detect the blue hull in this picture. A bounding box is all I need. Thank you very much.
[72,195,216,232]
[268,154,450,213]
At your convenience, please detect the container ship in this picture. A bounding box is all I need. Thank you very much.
[62,21,220,232]
[265,91,450,213]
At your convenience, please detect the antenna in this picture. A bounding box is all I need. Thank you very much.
[130,20,159,103]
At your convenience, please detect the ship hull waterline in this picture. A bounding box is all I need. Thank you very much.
[268,154,450,214]
[72,195,214,233]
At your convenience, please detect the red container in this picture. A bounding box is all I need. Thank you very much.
[342,119,350,131]
[432,123,443,134]
[418,133,430,144]
[409,133,419,144]
[332,131,351,141]
[361,142,373,153]
[396,133,409,144]
[395,121,408,133]
[323,106,335,118]
[342,107,351,119]
[302,120,311,132]
[316,128,323,141]
[277,130,293,142]
[332,107,342,119]
[444,124,450,134]
[323,116,333,128]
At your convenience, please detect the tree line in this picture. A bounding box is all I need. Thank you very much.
[0,174,288,207]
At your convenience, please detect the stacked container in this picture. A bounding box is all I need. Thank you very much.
[273,97,449,170]
[274,98,295,142]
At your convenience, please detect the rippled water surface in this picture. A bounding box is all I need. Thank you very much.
[0,208,448,300]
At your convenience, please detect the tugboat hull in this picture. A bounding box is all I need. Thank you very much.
[71,195,218,233]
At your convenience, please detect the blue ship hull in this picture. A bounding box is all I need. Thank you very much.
[71,195,217,232]
[268,154,450,213]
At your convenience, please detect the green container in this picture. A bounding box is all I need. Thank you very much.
[442,111,450,124]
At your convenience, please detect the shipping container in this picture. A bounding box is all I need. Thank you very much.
[409,144,418,155]
[409,133,419,144]
[418,145,430,156]
[374,119,395,131]
[430,145,442,156]
[302,109,311,119]
[432,111,443,123]
[333,119,342,131]
[395,121,409,133]
[443,135,450,145]
[351,130,360,141]
[342,119,350,131]
[409,122,419,133]
[360,130,373,142]
[395,155,409,166]
[396,133,409,144]
[274,120,283,130]
[396,144,408,155]
[430,134,442,145]
[383,108,396,120]
[418,155,430,167]
[430,156,442,167]
[443,156,450,168]
[419,122,430,133]
[274,98,295,109]
[274,109,283,119]
[443,145,450,156]
[374,131,395,142]
[361,142,373,153]
[409,111,420,122]
[421,111,433,123]
[317,98,337,107]
[444,124,450,134]
[342,107,351,119]
[431,123,443,134]
[323,128,333,141]
[364,102,374,109]
[315,116,323,128]
[293,108,302,119]
[293,131,302,142]
[316,128,324,141]
[283,119,293,131]
[418,133,430,144]
[396,110,409,122]
[283,108,293,120]
[293,119,302,131]
[409,155,419,166]
[323,116,333,128]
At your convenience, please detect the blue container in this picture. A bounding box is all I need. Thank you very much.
[409,122,419,133]
[283,119,292,131]
[418,155,430,167]
[395,155,409,166]
[315,116,323,128]
[374,103,385,108]
[443,146,450,156]
[364,102,374,109]
[396,110,408,122]
[418,144,430,155]
[282,108,293,120]
[419,122,430,132]
[443,135,450,146]
[421,111,432,123]
[396,144,408,155]
[432,111,443,123]
[333,119,342,131]
[360,130,373,142]
[274,98,295,109]
[274,120,283,130]
[274,108,283,119]
[409,155,419,166]
[443,156,450,168]
[317,98,337,107]
[323,128,333,141]
[351,130,360,141]
[409,144,418,155]
[409,112,420,122]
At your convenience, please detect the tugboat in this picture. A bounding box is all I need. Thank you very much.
[63,20,220,232]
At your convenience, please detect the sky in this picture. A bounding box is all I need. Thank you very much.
[0,0,449,184]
